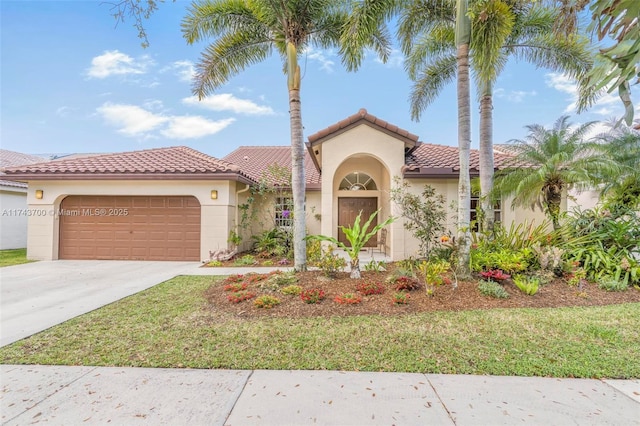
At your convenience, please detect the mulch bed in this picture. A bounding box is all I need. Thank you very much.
[204,267,640,319]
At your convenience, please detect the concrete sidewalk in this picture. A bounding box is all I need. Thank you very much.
[1,365,638,425]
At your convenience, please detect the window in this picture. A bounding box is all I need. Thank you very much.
[470,196,501,231]
[275,197,293,228]
[339,172,377,191]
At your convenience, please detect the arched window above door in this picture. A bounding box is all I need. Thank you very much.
[339,172,377,191]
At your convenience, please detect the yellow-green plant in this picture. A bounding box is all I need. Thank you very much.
[512,274,539,296]
[308,210,395,279]
[418,260,450,296]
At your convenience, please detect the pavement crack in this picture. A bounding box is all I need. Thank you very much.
[426,374,457,425]
[223,370,253,426]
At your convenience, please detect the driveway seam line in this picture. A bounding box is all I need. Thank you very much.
[223,370,253,425]
[425,374,457,425]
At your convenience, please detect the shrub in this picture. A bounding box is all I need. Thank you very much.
[389,178,447,259]
[227,290,256,303]
[207,260,223,267]
[306,238,323,266]
[478,280,509,299]
[300,288,325,304]
[392,292,410,305]
[512,275,540,295]
[471,247,529,274]
[224,274,244,284]
[316,247,347,278]
[281,285,302,296]
[531,243,565,276]
[356,281,386,295]
[566,267,587,287]
[597,277,629,292]
[254,295,281,309]
[245,273,271,284]
[480,269,511,283]
[252,227,290,258]
[386,267,421,291]
[224,283,247,292]
[418,259,450,296]
[334,293,362,304]
[233,255,257,266]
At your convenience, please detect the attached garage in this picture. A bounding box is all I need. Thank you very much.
[59,195,201,261]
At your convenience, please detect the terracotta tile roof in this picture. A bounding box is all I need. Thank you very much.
[404,143,517,175]
[223,146,322,188]
[2,146,251,181]
[0,149,47,188]
[308,108,419,145]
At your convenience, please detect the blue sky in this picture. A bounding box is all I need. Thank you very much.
[1,0,638,160]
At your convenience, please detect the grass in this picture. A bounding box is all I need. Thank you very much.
[0,249,34,267]
[0,275,638,378]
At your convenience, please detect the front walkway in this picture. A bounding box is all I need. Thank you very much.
[2,365,638,425]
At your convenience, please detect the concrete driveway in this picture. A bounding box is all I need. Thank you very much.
[0,260,199,347]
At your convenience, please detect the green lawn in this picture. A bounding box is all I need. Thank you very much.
[0,249,34,267]
[1,275,638,378]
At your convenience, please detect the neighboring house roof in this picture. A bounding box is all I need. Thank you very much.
[404,143,518,177]
[223,146,322,189]
[0,149,47,189]
[2,146,253,183]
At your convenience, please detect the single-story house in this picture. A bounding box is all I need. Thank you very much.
[3,109,547,262]
[0,150,48,249]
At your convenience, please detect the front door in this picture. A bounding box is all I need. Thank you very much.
[337,197,377,247]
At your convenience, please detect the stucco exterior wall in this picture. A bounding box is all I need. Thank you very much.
[319,124,406,260]
[0,187,29,249]
[23,180,235,261]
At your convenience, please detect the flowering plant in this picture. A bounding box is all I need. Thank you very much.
[356,281,385,295]
[254,295,281,309]
[224,282,247,292]
[334,293,362,304]
[300,288,325,304]
[392,292,410,305]
[227,290,255,303]
[480,269,511,282]
[224,274,244,284]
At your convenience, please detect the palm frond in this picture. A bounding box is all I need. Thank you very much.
[409,54,457,121]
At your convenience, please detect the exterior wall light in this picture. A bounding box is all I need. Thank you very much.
[211,190,218,200]
[35,189,44,199]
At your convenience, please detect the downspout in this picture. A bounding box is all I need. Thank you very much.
[235,183,251,250]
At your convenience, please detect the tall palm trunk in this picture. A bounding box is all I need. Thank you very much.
[287,42,307,271]
[456,0,471,278]
[479,82,494,232]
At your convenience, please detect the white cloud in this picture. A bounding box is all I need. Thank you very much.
[96,103,168,136]
[374,48,404,68]
[55,106,74,117]
[96,102,233,139]
[495,88,537,103]
[303,46,336,73]
[165,60,196,83]
[545,72,636,117]
[87,50,152,79]
[182,94,275,115]
[162,116,235,139]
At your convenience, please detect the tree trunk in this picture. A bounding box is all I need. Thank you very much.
[289,87,307,271]
[455,0,472,278]
[546,189,562,231]
[287,42,306,272]
[350,256,361,279]
[457,42,472,278]
[479,83,495,232]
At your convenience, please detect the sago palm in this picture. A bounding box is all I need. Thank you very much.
[401,0,592,232]
[182,0,387,271]
[494,116,619,230]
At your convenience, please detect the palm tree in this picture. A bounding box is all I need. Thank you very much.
[182,0,382,271]
[401,1,592,232]
[494,116,619,230]
[343,0,473,276]
[597,123,640,209]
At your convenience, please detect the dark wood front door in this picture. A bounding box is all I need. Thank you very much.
[337,197,377,247]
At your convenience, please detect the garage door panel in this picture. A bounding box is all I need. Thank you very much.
[60,196,201,261]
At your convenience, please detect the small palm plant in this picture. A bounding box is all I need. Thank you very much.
[308,210,395,279]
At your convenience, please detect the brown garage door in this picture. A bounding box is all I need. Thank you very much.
[59,196,201,261]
